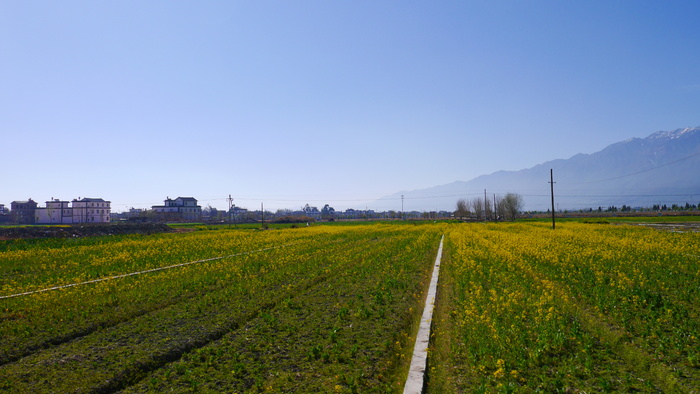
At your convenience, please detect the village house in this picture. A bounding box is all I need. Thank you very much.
[71,197,111,223]
[152,196,202,221]
[34,198,71,224]
[34,197,111,224]
[10,199,38,224]
[0,204,11,223]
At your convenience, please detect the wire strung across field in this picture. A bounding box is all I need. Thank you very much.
[0,242,301,300]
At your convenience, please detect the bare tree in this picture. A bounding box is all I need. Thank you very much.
[495,195,505,221]
[471,197,484,221]
[484,197,493,221]
[455,198,469,220]
[502,193,524,221]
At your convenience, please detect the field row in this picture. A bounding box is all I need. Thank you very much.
[2,220,699,392]
[0,224,443,392]
[430,222,700,392]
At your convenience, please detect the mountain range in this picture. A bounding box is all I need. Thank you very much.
[375,127,700,212]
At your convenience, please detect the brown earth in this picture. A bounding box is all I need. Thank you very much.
[0,223,174,240]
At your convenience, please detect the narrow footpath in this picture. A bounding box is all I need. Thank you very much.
[404,234,444,394]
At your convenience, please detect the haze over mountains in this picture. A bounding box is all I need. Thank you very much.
[375,127,700,212]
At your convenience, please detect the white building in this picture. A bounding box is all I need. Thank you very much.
[35,199,72,224]
[152,196,202,221]
[72,198,111,223]
[34,197,111,224]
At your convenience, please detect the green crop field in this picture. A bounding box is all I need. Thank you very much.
[1,220,699,392]
[430,221,700,393]
[0,224,442,392]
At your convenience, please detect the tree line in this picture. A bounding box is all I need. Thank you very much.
[454,192,523,221]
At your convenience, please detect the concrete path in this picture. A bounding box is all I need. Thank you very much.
[404,235,444,394]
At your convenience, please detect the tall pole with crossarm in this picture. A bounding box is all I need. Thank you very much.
[227,195,233,228]
[550,169,556,230]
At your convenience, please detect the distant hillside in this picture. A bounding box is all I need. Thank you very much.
[374,127,700,212]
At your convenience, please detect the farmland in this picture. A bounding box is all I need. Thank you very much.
[0,224,442,392]
[430,221,700,392]
[1,220,699,392]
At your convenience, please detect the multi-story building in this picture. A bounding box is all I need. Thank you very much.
[71,197,111,223]
[33,197,110,224]
[0,204,10,224]
[10,199,38,224]
[152,196,202,221]
[35,198,72,224]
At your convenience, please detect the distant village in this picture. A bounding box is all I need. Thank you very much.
[0,196,452,225]
[2,197,112,225]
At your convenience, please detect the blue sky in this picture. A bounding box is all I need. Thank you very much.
[2,1,699,212]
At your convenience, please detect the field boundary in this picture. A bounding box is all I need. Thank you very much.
[404,234,444,394]
[0,242,301,300]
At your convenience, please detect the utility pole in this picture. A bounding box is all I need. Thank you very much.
[493,194,497,221]
[401,195,404,221]
[549,169,556,230]
[484,189,488,221]
[261,202,264,229]
[227,194,233,229]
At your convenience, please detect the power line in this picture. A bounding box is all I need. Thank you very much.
[111,190,699,209]
[107,153,700,211]
[571,151,700,184]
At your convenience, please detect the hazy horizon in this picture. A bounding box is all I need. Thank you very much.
[3,2,699,212]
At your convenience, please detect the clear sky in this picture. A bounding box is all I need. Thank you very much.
[2,1,699,212]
